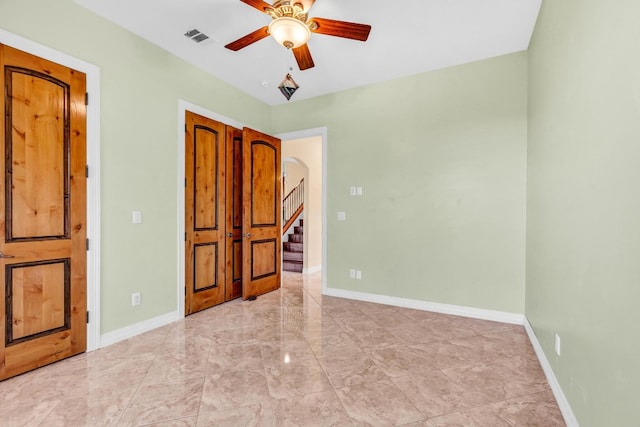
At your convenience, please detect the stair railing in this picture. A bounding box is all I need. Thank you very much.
[283,178,304,234]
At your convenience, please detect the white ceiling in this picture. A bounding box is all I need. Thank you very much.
[74,0,542,106]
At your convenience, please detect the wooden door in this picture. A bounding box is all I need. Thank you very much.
[242,128,281,300]
[0,45,87,380]
[225,126,243,301]
[185,112,226,315]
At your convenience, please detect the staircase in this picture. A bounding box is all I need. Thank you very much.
[283,219,304,273]
[283,178,304,273]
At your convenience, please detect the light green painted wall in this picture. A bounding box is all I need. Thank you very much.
[0,0,271,333]
[273,53,528,314]
[527,1,640,425]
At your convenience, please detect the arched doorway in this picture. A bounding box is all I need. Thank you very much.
[282,136,323,274]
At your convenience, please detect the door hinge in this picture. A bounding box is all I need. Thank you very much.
[184,232,187,242]
[85,92,89,106]
[86,311,90,323]
[185,124,187,133]
[185,177,187,187]
[86,238,90,251]
[85,165,89,178]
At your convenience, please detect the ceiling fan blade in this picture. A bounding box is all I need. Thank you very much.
[240,0,273,13]
[224,26,270,51]
[309,17,371,41]
[293,44,315,70]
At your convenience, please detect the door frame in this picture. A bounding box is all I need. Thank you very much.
[176,103,328,314]
[0,29,102,351]
[275,127,328,291]
[177,100,244,317]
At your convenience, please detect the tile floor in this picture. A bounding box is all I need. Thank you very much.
[0,272,566,426]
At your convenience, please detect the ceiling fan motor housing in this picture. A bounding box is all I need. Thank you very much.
[266,1,309,22]
[267,1,313,49]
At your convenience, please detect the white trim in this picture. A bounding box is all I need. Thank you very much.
[324,287,525,325]
[524,318,580,427]
[100,310,181,348]
[0,29,102,351]
[303,265,322,275]
[275,127,328,291]
[177,100,247,318]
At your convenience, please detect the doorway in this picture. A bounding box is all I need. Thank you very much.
[0,30,101,380]
[181,106,282,315]
[281,134,325,276]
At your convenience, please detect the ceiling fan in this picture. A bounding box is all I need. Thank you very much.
[225,0,372,71]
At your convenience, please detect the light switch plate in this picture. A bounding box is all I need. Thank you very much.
[337,211,346,221]
[132,211,143,224]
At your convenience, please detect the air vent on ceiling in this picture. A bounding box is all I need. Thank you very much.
[184,29,210,43]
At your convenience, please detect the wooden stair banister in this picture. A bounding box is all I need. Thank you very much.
[283,178,304,234]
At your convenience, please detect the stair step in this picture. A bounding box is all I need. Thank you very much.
[283,261,303,273]
[283,251,303,262]
[284,242,303,252]
[294,226,303,234]
[288,234,303,243]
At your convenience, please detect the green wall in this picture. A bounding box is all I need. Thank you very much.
[273,53,528,314]
[0,0,271,333]
[527,0,640,425]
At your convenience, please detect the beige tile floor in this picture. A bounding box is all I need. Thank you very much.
[0,272,565,426]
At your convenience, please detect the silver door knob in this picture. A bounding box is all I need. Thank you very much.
[244,233,251,239]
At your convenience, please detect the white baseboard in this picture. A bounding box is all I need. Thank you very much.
[323,287,524,325]
[524,319,579,427]
[99,310,182,348]
[303,265,322,275]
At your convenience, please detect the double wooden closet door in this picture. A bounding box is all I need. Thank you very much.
[184,112,281,315]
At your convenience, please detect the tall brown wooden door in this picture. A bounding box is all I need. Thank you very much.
[0,45,87,380]
[242,128,281,300]
[185,112,226,315]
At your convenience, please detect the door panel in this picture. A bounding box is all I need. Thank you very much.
[10,72,68,239]
[242,128,281,300]
[8,260,68,342]
[225,126,243,301]
[185,112,226,314]
[1,44,87,380]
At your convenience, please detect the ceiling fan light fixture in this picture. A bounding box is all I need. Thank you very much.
[269,17,310,49]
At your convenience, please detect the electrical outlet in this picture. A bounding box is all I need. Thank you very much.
[555,333,561,356]
[349,269,356,279]
[350,186,357,196]
[356,270,362,280]
[132,292,141,306]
